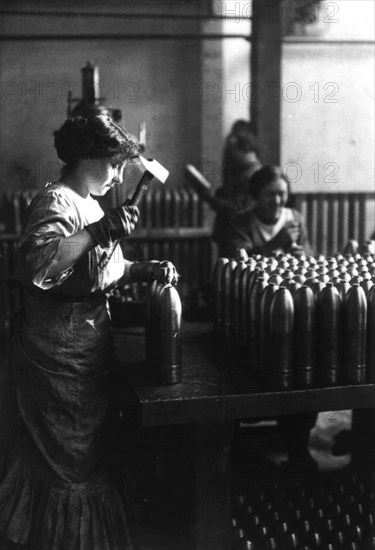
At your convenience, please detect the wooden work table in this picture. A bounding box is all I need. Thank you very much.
[115,321,375,550]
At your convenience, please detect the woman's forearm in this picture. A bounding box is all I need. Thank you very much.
[44,229,96,278]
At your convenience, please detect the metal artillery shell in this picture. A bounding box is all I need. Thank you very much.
[269,287,294,390]
[312,280,326,302]
[304,277,318,290]
[221,259,237,344]
[318,273,331,284]
[298,259,310,270]
[339,270,351,281]
[247,273,267,366]
[347,267,360,279]
[145,280,159,375]
[328,268,340,280]
[293,285,316,387]
[247,258,257,271]
[361,279,373,296]
[153,283,165,371]
[317,254,328,266]
[239,265,253,348]
[256,259,268,271]
[358,259,369,269]
[236,248,249,262]
[360,273,374,296]
[318,265,329,276]
[367,285,375,382]
[282,269,295,286]
[287,281,302,296]
[294,267,307,278]
[343,240,359,255]
[266,257,278,273]
[144,282,165,382]
[293,274,306,285]
[317,282,342,386]
[268,273,283,286]
[212,258,229,336]
[244,267,261,336]
[158,284,182,384]
[306,268,319,280]
[231,260,248,345]
[343,283,367,384]
[259,282,279,382]
[336,279,351,301]
[328,257,338,267]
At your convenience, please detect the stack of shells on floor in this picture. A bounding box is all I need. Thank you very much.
[231,470,375,550]
[212,241,375,390]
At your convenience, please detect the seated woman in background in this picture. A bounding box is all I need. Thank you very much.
[0,115,177,550]
[212,120,262,257]
[226,164,317,472]
[225,164,312,258]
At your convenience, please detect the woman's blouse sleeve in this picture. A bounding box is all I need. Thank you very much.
[19,189,78,290]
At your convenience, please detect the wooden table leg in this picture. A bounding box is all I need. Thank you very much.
[351,408,375,471]
[189,421,233,550]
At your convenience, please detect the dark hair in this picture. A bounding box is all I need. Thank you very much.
[226,119,258,155]
[53,115,143,170]
[248,165,291,199]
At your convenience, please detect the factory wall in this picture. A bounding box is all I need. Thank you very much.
[0,0,373,201]
[281,41,375,194]
[0,1,224,196]
[280,0,374,194]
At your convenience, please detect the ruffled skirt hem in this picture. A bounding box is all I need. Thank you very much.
[0,451,134,550]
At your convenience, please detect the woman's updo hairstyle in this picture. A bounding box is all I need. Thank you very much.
[54,115,144,169]
[248,165,291,199]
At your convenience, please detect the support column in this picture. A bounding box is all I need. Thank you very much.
[200,0,224,200]
[250,0,283,164]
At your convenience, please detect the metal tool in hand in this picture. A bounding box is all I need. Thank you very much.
[98,155,169,269]
[130,156,169,206]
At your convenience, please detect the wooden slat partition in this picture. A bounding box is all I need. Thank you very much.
[1,190,374,282]
[293,192,374,256]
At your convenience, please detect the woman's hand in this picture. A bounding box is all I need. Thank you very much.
[86,204,140,248]
[130,260,179,285]
[287,242,304,256]
[156,261,179,285]
[279,220,300,246]
[284,220,300,243]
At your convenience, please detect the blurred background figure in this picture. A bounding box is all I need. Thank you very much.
[221,120,262,202]
[226,164,311,259]
[183,121,261,319]
[213,120,262,257]
[186,120,262,258]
